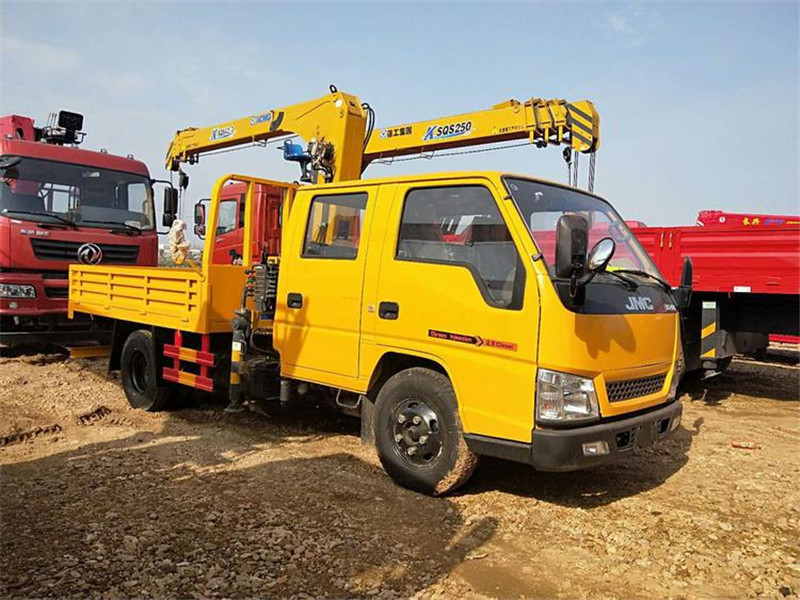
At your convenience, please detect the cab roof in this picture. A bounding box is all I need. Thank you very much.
[0,138,150,178]
[300,170,587,194]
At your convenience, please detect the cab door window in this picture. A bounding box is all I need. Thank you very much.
[302,193,367,260]
[396,185,524,309]
[216,197,241,236]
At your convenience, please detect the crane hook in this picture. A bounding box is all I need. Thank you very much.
[563,147,572,186]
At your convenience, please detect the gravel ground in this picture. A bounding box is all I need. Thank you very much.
[0,352,798,599]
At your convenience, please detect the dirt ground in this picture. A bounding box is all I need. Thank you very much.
[0,350,798,600]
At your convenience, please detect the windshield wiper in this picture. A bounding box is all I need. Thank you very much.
[599,270,639,290]
[1,209,77,229]
[612,269,671,292]
[79,219,142,235]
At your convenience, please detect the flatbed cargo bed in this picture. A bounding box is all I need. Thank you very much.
[68,264,246,334]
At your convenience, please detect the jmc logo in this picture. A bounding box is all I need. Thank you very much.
[625,296,654,311]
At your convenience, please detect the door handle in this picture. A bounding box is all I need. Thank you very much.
[287,292,303,309]
[379,301,399,320]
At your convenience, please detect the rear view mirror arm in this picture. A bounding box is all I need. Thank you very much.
[671,256,694,310]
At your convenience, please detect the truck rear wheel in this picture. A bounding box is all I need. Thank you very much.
[120,330,171,412]
[374,367,478,496]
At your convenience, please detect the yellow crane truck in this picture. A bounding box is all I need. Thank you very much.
[69,88,690,495]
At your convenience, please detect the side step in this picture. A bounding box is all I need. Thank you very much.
[162,331,215,392]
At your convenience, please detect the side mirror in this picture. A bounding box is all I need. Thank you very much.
[162,187,178,228]
[193,201,207,237]
[178,170,189,190]
[680,256,693,288]
[587,237,615,272]
[555,214,589,279]
[672,256,694,310]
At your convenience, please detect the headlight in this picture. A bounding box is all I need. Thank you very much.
[0,284,37,298]
[536,369,599,424]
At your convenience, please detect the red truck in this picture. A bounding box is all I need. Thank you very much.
[0,111,172,344]
[192,181,282,265]
[631,211,800,373]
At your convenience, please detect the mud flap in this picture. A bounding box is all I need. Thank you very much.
[700,301,735,371]
[360,394,375,445]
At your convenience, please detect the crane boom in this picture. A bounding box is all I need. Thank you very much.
[164,91,599,186]
[362,98,599,167]
[165,89,367,182]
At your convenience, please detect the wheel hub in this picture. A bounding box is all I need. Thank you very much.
[392,399,442,465]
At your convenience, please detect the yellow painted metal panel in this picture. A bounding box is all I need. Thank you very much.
[69,265,209,332]
[68,346,111,359]
[275,186,373,382]
[365,176,540,442]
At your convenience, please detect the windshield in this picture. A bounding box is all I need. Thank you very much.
[503,177,660,279]
[0,156,154,230]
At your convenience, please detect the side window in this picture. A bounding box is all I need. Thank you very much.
[124,182,153,228]
[302,192,367,260]
[217,199,238,236]
[397,185,524,309]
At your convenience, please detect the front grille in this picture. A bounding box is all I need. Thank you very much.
[606,373,667,402]
[45,287,69,299]
[30,239,139,264]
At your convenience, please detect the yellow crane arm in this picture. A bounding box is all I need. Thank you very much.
[363,98,599,166]
[164,89,367,182]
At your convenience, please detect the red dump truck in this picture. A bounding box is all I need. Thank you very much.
[631,211,800,373]
[0,111,166,344]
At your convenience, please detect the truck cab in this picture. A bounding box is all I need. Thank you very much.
[272,171,683,490]
[193,181,282,266]
[0,112,159,344]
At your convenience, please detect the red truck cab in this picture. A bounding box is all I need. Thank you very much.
[0,112,159,344]
[194,181,282,266]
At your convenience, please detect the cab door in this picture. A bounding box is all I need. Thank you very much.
[276,187,373,385]
[212,191,245,264]
[372,180,540,443]
[212,185,284,265]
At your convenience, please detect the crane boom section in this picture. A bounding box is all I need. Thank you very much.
[363,98,599,165]
[165,90,367,182]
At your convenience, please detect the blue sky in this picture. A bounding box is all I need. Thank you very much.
[1,1,798,228]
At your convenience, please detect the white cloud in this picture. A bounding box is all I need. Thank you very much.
[97,72,148,96]
[604,7,656,47]
[1,36,82,73]
[607,14,629,32]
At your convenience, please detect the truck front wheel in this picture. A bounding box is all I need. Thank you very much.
[120,330,171,412]
[374,367,478,496]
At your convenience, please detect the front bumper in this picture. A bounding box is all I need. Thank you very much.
[0,272,68,316]
[530,400,682,471]
[464,400,682,472]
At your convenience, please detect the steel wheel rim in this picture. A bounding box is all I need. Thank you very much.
[391,398,443,467]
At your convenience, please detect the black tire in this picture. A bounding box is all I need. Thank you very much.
[120,330,171,411]
[374,367,478,496]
